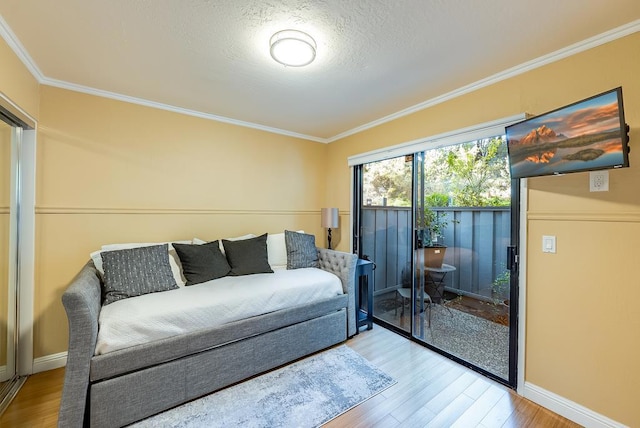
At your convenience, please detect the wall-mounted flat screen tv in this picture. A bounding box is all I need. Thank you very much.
[506,87,629,179]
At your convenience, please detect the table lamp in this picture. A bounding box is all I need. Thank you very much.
[321,208,339,249]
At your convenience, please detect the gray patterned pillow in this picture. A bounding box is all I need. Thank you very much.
[101,244,178,305]
[285,230,319,269]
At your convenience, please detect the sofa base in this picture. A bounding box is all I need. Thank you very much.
[89,309,347,427]
[59,249,358,428]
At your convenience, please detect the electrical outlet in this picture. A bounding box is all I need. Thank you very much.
[589,170,609,192]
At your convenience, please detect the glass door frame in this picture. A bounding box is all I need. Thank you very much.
[352,161,414,338]
[507,177,520,387]
[410,144,519,388]
[349,114,528,389]
[352,149,521,389]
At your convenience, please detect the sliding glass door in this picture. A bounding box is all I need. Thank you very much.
[358,155,413,333]
[355,135,518,386]
[412,137,517,385]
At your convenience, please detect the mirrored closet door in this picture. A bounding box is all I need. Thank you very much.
[0,110,25,412]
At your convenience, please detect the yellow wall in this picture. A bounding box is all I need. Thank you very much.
[35,86,329,357]
[327,33,640,426]
[0,37,39,119]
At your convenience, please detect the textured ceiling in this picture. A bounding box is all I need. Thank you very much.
[0,1,638,141]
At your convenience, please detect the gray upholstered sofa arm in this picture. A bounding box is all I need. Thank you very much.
[317,248,358,337]
[58,262,102,428]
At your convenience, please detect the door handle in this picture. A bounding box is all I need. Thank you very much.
[507,246,517,271]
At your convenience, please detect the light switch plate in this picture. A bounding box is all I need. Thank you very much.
[542,235,556,253]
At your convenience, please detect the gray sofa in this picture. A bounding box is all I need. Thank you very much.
[58,248,358,428]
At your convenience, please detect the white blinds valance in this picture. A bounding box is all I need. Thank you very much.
[347,113,528,167]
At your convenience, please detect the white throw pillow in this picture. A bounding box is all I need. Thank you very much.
[267,230,304,269]
[192,234,256,255]
[90,241,191,287]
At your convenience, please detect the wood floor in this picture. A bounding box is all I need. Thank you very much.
[1,368,64,427]
[327,327,580,427]
[1,327,580,427]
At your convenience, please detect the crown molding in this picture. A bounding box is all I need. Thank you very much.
[327,19,640,143]
[347,113,527,166]
[0,14,44,81]
[0,13,327,143]
[0,13,637,144]
[40,76,327,143]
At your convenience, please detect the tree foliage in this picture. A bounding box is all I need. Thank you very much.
[362,136,511,208]
[362,157,412,206]
[435,137,511,207]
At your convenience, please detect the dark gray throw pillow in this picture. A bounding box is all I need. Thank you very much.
[223,233,273,276]
[172,241,231,285]
[101,244,178,305]
[285,230,319,269]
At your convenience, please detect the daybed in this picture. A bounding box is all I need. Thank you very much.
[58,233,358,428]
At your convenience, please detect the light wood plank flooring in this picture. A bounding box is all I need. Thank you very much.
[1,326,580,427]
[327,327,580,427]
[1,368,64,427]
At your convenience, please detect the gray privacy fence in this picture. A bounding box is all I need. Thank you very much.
[361,206,511,300]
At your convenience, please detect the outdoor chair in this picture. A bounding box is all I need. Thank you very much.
[395,287,432,327]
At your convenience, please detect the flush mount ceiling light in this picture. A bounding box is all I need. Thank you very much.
[270,29,316,67]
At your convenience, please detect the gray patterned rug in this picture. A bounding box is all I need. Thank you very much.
[131,345,395,428]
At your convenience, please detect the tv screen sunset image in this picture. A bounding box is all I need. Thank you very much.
[506,89,626,179]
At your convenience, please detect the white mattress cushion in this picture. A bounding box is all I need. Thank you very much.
[95,267,342,355]
[192,234,256,254]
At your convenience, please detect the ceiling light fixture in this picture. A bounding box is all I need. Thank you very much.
[270,29,316,67]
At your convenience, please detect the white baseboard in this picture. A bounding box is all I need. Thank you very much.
[32,351,67,373]
[523,382,627,428]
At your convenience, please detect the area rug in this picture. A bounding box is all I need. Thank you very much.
[131,345,395,428]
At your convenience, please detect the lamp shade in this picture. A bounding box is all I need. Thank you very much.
[321,208,339,229]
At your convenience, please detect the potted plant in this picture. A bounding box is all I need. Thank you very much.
[419,208,450,267]
[416,195,453,268]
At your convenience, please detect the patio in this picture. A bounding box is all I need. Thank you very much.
[362,205,512,380]
[373,291,510,379]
